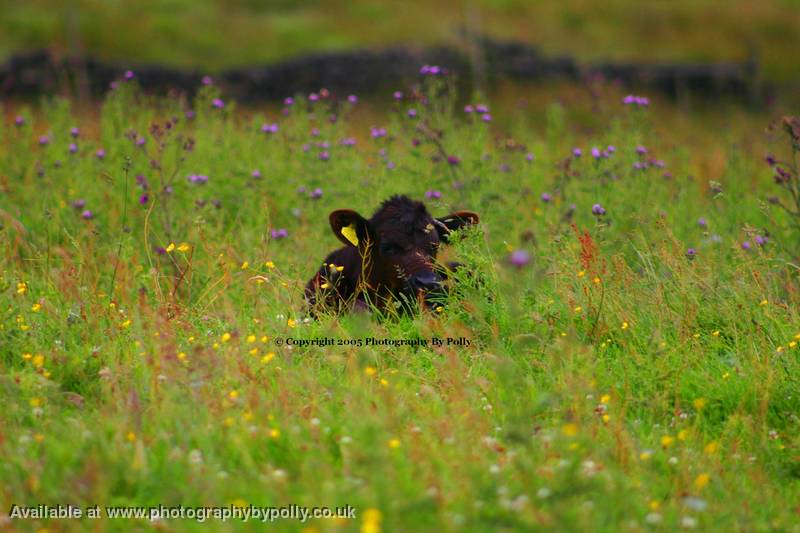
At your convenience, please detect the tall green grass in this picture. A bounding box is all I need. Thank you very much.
[1,80,798,531]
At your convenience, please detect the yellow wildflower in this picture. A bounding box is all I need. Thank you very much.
[177,242,190,252]
[694,473,710,490]
[388,438,401,449]
[166,243,176,252]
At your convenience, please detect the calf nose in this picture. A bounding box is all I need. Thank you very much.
[409,271,441,291]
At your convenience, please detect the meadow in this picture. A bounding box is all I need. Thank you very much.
[1,74,799,531]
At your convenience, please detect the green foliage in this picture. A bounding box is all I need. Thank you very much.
[0,81,798,531]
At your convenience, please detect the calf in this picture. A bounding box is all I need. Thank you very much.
[305,195,479,314]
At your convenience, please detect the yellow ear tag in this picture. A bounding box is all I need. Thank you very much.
[341,223,359,246]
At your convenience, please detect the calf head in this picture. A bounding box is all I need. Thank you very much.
[309,195,479,313]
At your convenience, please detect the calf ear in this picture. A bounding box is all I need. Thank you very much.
[435,211,480,243]
[329,209,374,248]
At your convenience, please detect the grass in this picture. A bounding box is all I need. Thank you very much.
[1,0,800,84]
[1,77,799,531]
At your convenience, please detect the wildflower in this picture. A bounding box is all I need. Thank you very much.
[228,390,239,400]
[694,473,710,490]
[741,241,751,250]
[508,250,531,268]
[388,438,401,449]
[347,94,358,104]
[561,423,579,437]
[591,203,606,216]
[447,155,460,165]
[270,428,281,438]
[177,242,190,252]
[703,441,718,454]
[14,115,25,127]
[591,147,602,159]
[31,303,41,312]
[464,104,474,113]
[574,306,582,313]
[96,148,106,160]
[364,366,377,376]
[693,398,706,410]
[661,435,675,448]
[622,321,629,330]
[262,352,275,363]
[69,143,78,154]
[39,135,50,146]
[138,194,149,205]
[287,318,296,328]
[241,261,249,269]
[481,113,492,122]
[686,248,697,259]
[165,243,176,253]
[261,123,279,134]
[212,98,225,109]
[221,332,232,343]
[425,190,442,200]
[32,354,45,368]
[271,229,288,240]
[124,70,135,80]
[17,281,27,294]
[540,192,552,203]
[639,450,653,461]
[81,210,94,220]
[202,75,213,85]
[187,174,209,185]
[755,235,767,246]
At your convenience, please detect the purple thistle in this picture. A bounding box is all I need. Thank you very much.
[139,194,149,205]
[69,143,78,154]
[202,75,213,86]
[319,151,330,161]
[508,249,531,268]
[698,217,707,228]
[261,123,279,134]
[38,135,50,146]
[370,127,387,139]
[476,104,489,114]
[425,190,442,200]
[447,155,460,166]
[211,98,225,109]
[591,203,606,216]
[185,110,196,120]
[81,210,94,220]
[526,152,535,162]
[636,145,648,155]
[136,136,146,146]
[407,109,418,118]
[765,154,776,166]
[251,169,262,179]
[686,248,697,259]
[14,115,25,127]
[347,94,358,104]
[271,228,288,240]
[481,113,492,122]
[755,235,768,246]
[70,127,80,138]
[284,97,294,106]
[540,192,552,203]
[136,174,149,189]
[308,93,319,102]
[741,241,751,250]
[340,137,357,146]
[464,105,475,113]
[393,91,403,100]
[310,188,323,199]
[606,145,616,154]
[591,147,602,159]
[572,148,582,158]
[187,174,209,185]
[72,199,86,209]
[124,70,135,81]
